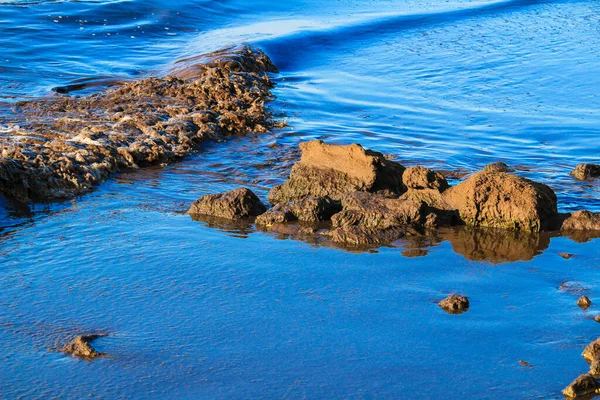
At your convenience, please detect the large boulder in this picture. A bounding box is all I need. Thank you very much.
[188,187,266,220]
[443,170,558,232]
[268,141,405,203]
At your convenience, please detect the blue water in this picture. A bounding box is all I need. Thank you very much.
[1,0,600,398]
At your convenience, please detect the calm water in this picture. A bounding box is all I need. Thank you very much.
[1,0,600,398]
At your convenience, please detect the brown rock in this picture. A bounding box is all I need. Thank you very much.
[402,166,449,192]
[62,334,106,360]
[268,141,405,203]
[188,188,266,220]
[438,294,470,314]
[562,374,600,399]
[579,296,593,310]
[484,162,514,173]
[255,196,341,226]
[443,170,558,232]
[571,164,600,181]
[583,339,600,363]
[595,315,600,323]
[562,211,600,232]
[591,359,600,378]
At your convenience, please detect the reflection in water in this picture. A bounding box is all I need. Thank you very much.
[189,215,598,264]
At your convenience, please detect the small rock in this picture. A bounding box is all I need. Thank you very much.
[188,187,266,220]
[578,296,593,310]
[560,252,574,259]
[484,162,514,173]
[595,315,600,323]
[519,360,534,368]
[438,294,470,314]
[571,164,600,181]
[562,374,600,399]
[62,334,106,360]
[256,196,341,226]
[562,211,600,232]
[402,166,449,192]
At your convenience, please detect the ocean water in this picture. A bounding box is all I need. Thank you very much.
[1,0,600,398]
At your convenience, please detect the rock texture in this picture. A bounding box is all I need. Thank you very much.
[62,334,106,360]
[571,164,600,181]
[578,296,593,310]
[562,211,600,232]
[268,140,405,203]
[563,374,600,399]
[188,188,266,220]
[438,294,470,314]
[255,196,340,226]
[0,45,279,201]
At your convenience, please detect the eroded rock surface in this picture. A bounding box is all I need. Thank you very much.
[562,211,600,232]
[62,334,106,360]
[188,187,266,220]
[268,140,405,203]
[572,164,600,181]
[0,45,279,201]
[256,196,340,226]
[438,294,470,314]
[563,374,600,399]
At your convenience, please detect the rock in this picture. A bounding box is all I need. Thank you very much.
[402,166,449,192]
[443,170,558,232]
[562,211,600,231]
[583,339,600,363]
[579,296,593,310]
[562,374,600,399]
[519,360,534,368]
[571,164,600,181]
[255,196,340,226]
[592,359,600,377]
[595,315,600,323]
[560,252,574,259]
[188,188,266,220]
[328,225,405,247]
[484,162,514,173]
[62,334,106,359]
[438,294,470,314]
[268,140,405,203]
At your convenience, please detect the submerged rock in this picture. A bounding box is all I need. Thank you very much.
[444,170,558,232]
[62,334,106,360]
[268,140,405,203]
[571,164,600,181]
[563,374,600,399]
[438,294,470,314]
[188,188,266,220]
[579,296,593,310]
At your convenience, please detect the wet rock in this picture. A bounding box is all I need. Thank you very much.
[328,225,405,247]
[560,252,575,259]
[0,45,279,201]
[583,339,600,364]
[255,196,340,226]
[188,188,266,220]
[579,296,593,310]
[268,140,405,203]
[402,166,449,192]
[562,374,600,399]
[562,211,600,232]
[595,315,600,323]
[591,359,600,378]
[438,294,470,314]
[571,164,600,181]
[62,334,106,360]
[519,360,534,368]
[443,170,558,232]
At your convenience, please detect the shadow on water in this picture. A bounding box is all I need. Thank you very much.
[187,215,600,264]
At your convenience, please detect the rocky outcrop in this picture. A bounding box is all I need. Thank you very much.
[563,374,600,399]
[268,141,405,203]
[62,334,106,360]
[571,164,600,181]
[583,339,600,364]
[188,188,266,220]
[438,294,470,314]
[0,45,279,201]
[562,211,600,232]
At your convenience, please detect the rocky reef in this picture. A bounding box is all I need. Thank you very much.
[189,140,600,250]
[0,44,280,201]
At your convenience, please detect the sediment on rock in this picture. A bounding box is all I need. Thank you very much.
[62,334,106,360]
[0,44,279,201]
[571,164,600,181]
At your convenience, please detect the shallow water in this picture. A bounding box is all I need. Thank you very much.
[1,0,600,398]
